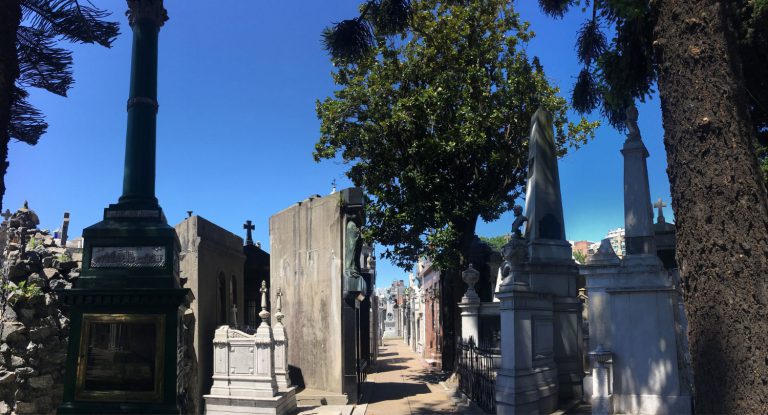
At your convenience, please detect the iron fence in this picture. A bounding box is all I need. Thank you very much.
[457,337,499,414]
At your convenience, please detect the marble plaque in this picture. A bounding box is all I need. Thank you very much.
[532,316,554,362]
[91,246,166,268]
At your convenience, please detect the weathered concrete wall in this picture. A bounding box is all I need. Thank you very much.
[269,194,343,395]
[175,216,245,400]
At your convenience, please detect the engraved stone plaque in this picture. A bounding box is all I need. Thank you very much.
[532,316,554,362]
[91,246,166,268]
[105,209,160,219]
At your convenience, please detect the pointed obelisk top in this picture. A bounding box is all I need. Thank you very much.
[523,108,571,260]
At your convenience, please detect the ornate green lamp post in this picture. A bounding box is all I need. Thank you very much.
[58,1,187,413]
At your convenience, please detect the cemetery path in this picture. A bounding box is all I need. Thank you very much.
[361,340,484,415]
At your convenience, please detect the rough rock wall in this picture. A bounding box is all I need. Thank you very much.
[0,207,78,415]
[0,205,199,414]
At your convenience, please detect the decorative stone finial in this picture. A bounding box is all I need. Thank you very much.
[275,287,285,324]
[21,200,29,212]
[126,0,168,28]
[461,263,481,302]
[259,281,270,323]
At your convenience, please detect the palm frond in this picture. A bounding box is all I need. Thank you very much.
[21,0,118,46]
[16,25,73,96]
[538,0,573,18]
[571,68,599,114]
[371,0,411,35]
[576,18,605,65]
[9,87,47,145]
[322,18,374,62]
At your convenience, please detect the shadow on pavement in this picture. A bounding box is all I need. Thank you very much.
[366,382,433,404]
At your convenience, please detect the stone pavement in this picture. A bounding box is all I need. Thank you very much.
[360,339,484,415]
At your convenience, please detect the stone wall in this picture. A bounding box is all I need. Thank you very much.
[269,194,344,396]
[0,208,78,415]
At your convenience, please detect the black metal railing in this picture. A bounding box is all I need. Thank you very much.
[457,337,499,414]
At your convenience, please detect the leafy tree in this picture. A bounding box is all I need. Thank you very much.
[316,0,597,369]
[535,1,768,412]
[478,235,508,253]
[572,250,586,265]
[0,1,118,212]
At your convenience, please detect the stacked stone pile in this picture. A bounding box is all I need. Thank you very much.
[0,204,80,415]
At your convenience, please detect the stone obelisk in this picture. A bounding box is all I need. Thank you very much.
[524,108,572,260]
[621,105,658,257]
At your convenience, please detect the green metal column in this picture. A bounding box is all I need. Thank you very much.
[119,3,165,206]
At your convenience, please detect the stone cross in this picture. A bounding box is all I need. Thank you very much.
[1,209,11,222]
[654,198,667,224]
[60,212,70,246]
[243,220,255,245]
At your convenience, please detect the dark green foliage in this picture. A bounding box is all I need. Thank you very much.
[317,0,597,270]
[10,0,119,144]
[322,0,411,61]
[543,0,768,174]
[576,19,605,65]
[572,69,599,114]
[479,235,508,252]
[537,0,573,18]
[9,87,45,145]
[322,19,374,63]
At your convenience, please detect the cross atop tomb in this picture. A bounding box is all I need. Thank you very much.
[243,220,255,245]
[654,198,667,224]
[330,179,337,195]
[1,209,11,222]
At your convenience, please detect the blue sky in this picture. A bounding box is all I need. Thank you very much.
[7,1,672,288]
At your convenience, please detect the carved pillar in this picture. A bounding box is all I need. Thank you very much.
[273,288,292,392]
[459,264,481,342]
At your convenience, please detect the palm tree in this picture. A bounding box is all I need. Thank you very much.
[0,0,119,212]
[322,0,411,61]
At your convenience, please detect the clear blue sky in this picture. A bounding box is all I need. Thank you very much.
[7,1,673,289]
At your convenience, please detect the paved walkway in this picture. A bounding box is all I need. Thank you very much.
[361,340,484,415]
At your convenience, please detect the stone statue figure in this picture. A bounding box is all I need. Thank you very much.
[344,219,362,279]
[626,104,641,139]
[344,214,366,295]
[510,205,527,238]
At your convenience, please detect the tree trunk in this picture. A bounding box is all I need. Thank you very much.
[653,1,768,413]
[0,1,21,214]
[440,215,478,371]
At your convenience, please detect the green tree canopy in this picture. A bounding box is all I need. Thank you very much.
[316,0,597,272]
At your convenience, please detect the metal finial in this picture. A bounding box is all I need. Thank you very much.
[275,287,285,324]
[259,281,270,323]
[126,0,168,28]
